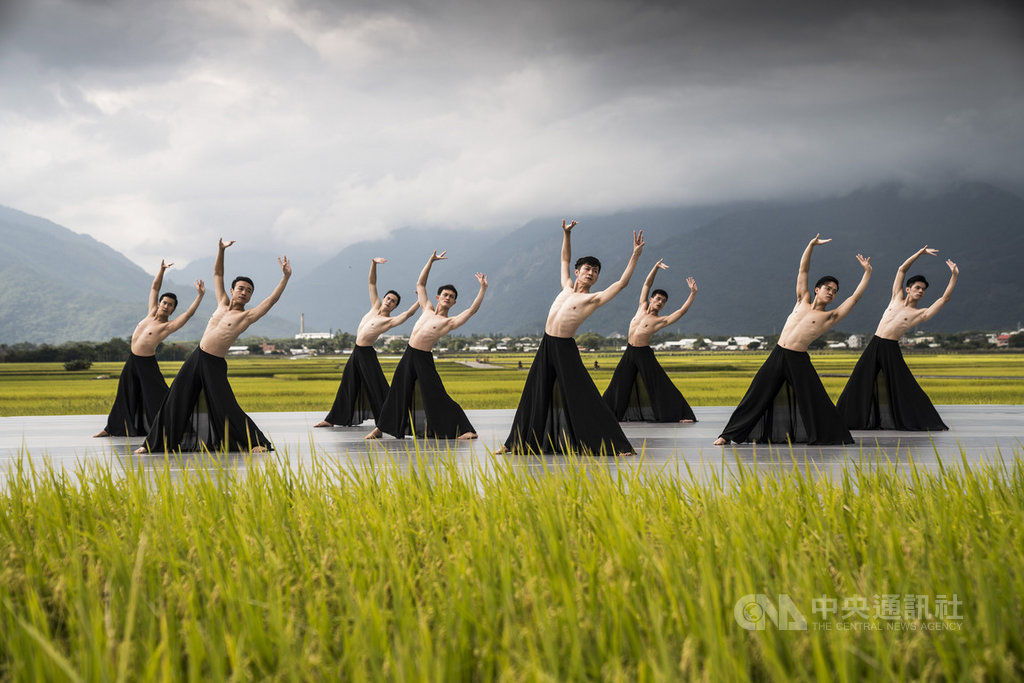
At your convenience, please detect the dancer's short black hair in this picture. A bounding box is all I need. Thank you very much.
[384,289,401,304]
[906,275,929,289]
[650,289,668,301]
[231,276,254,291]
[437,284,457,299]
[575,256,601,272]
[159,292,178,309]
[814,275,839,290]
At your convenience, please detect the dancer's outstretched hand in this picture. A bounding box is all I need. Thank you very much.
[633,229,645,253]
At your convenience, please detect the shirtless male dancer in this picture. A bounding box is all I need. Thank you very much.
[603,259,699,422]
[314,257,419,428]
[366,250,487,440]
[836,246,958,430]
[502,220,642,456]
[136,239,291,453]
[94,260,205,437]
[714,234,871,446]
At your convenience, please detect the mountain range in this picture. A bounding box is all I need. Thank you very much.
[2,182,1022,345]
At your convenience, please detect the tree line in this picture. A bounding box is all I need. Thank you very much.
[0,338,194,365]
[1,329,1016,367]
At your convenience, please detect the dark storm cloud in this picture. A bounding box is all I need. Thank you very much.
[0,0,1021,266]
[281,0,1024,75]
[4,1,179,69]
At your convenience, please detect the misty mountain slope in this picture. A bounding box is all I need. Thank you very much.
[643,183,1024,337]
[2,183,1021,344]
[0,206,154,344]
[0,206,296,344]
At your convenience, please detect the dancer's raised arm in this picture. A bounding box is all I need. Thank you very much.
[797,234,831,302]
[893,246,939,298]
[148,259,173,313]
[638,259,669,308]
[368,257,387,309]
[592,230,644,305]
[247,256,291,322]
[164,280,206,334]
[559,220,578,288]
[830,254,872,322]
[213,238,235,307]
[388,302,420,328]
[417,250,447,311]
[447,273,488,330]
[917,259,959,324]
[660,277,698,327]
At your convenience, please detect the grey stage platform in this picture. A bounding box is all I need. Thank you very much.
[2,406,1022,486]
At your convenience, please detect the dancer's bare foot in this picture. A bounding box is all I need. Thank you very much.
[252,446,268,453]
[456,431,478,440]
[495,445,510,454]
[713,437,729,446]
[93,430,109,437]
[680,419,695,423]
[365,428,382,440]
[617,451,634,457]
[313,421,332,428]
[134,446,148,454]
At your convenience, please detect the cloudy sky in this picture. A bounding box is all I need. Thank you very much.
[1,0,1022,268]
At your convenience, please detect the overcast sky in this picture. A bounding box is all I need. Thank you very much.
[1,0,1022,268]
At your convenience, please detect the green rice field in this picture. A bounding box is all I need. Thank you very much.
[2,450,1022,680]
[1,351,1022,417]
[3,352,1023,679]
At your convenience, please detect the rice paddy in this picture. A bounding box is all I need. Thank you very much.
[2,351,1022,679]
[1,448,1022,680]
[1,351,1022,417]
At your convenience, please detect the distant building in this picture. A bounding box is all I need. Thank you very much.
[654,338,698,351]
[719,335,765,350]
[227,345,250,356]
[974,333,998,346]
[295,312,331,340]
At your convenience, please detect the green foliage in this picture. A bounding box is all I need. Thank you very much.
[575,332,605,350]
[1,450,1022,680]
[62,359,92,371]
